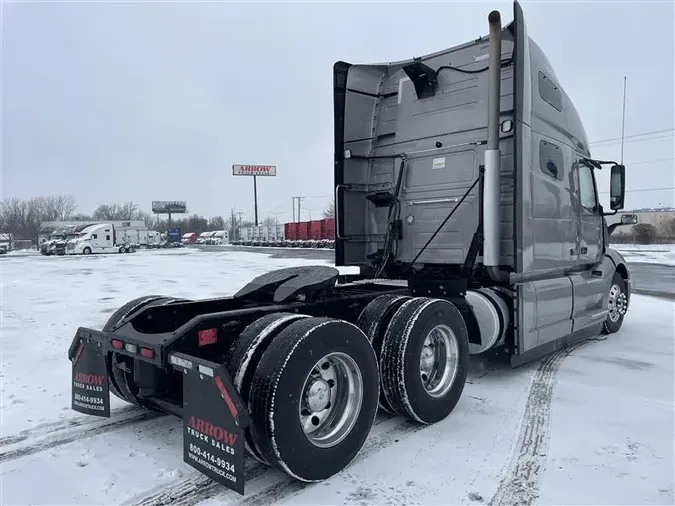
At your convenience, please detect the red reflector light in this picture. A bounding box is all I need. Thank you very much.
[198,328,218,346]
[140,347,154,359]
[112,339,123,349]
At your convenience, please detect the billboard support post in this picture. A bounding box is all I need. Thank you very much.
[232,165,276,228]
[151,201,187,232]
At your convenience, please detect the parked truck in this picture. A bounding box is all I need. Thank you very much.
[66,223,137,255]
[196,231,213,244]
[68,2,634,497]
[41,224,97,256]
[181,232,198,245]
[208,230,229,245]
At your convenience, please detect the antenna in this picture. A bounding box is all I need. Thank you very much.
[620,76,627,164]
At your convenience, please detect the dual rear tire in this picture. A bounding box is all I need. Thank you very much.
[227,295,469,483]
[226,314,379,482]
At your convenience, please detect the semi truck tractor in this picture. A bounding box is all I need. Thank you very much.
[66,223,137,255]
[68,1,633,496]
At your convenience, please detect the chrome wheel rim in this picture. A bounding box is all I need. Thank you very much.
[608,284,627,323]
[299,352,363,448]
[419,324,459,398]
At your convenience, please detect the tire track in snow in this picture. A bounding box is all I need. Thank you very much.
[0,410,164,464]
[128,413,425,506]
[488,338,602,506]
[231,419,428,506]
[0,405,142,447]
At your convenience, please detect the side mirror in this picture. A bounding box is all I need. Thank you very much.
[610,164,626,210]
[621,213,638,225]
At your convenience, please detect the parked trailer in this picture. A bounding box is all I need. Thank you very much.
[321,218,335,240]
[69,2,634,497]
[284,222,298,241]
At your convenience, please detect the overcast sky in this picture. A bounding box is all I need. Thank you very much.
[2,1,673,222]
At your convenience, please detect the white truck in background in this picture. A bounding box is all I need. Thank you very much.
[66,223,137,255]
[196,231,212,244]
[207,230,229,245]
[147,230,161,247]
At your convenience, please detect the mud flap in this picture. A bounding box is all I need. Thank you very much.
[71,342,111,417]
[174,352,249,495]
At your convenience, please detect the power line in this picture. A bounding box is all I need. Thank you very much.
[598,187,675,194]
[628,157,674,166]
[591,133,673,149]
[590,128,674,146]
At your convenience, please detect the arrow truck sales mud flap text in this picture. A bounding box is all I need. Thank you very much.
[182,364,246,495]
[71,344,111,417]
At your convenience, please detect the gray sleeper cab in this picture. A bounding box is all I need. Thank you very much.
[333,0,631,364]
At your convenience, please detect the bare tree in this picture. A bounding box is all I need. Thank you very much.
[209,216,226,230]
[0,197,29,240]
[93,202,140,221]
[137,211,155,229]
[50,195,77,220]
[322,200,335,219]
[118,201,140,220]
[633,223,658,245]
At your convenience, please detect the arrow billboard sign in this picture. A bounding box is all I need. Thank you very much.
[232,165,276,177]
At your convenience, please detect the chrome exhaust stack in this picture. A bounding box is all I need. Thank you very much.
[484,10,509,282]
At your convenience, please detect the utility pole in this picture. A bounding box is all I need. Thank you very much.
[230,208,236,241]
[292,196,304,222]
[620,76,627,164]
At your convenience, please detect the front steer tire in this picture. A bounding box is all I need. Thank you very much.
[380,297,469,425]
[602,271,628,334]
[248,317,379,482]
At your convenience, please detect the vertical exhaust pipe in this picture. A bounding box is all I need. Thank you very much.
[484,10,509,282]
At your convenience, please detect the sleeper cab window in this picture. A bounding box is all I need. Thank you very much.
[539,140,564,181]
[538,71,562,111]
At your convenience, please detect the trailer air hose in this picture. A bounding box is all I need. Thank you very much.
[373,155,408,278]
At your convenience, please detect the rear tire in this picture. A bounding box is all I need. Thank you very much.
[225,312,310,464]
[104,295,166,403]
[603,272,628,334]
[355,294,411,414]
[380,297,469,424]
[249,317,379,482]
[105,295,188,407]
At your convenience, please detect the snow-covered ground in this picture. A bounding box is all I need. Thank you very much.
[613,243,675,267]
[1,249,673,505]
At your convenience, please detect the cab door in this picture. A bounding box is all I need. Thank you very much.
[574,161,603,264]
[570,160,607,331]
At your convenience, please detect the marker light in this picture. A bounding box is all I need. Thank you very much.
[198,328,218,347]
